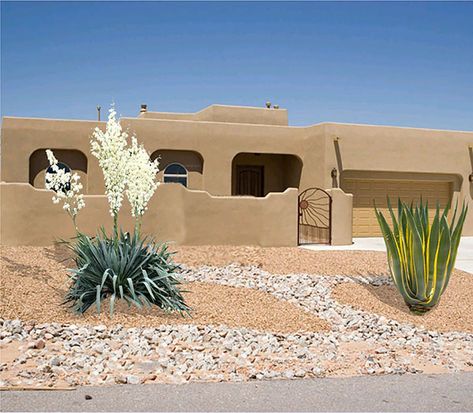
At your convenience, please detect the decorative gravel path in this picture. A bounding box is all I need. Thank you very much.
[1,264,472,389]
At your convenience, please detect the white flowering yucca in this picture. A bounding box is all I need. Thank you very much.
[91,105,161,236]
[126,136,160,220]
[45,149,85,230]
[90,106,129,220]
[45,105,188,317]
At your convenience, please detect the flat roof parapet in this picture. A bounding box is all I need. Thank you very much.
[138,104,288,126]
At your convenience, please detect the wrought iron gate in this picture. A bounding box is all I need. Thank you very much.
[298,187,332,245]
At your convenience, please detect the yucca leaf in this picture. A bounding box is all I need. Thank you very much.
[110,293,116,317]
[95,285,101,314]
[64,229,190,316]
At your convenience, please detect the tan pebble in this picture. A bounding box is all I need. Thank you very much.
[144,374,157,382]
[27,339,46,350]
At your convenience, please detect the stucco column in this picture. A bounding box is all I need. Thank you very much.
[326,188,353,246]
[201,151,233,196]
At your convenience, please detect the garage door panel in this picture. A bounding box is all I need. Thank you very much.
[343,179,452,237]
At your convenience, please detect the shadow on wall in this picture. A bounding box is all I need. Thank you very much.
[29,149,88,190]
[150,149,204,173]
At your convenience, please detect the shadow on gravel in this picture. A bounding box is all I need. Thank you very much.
[359,283,413,315]
[44,244,74,267]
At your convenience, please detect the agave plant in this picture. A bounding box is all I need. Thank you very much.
[64,229,190,316]
[375,199,468,314]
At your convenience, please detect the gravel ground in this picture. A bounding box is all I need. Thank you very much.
[333,270,473,334]
[1,246,472,389]
[0,246,326,332]
[174,245,390,276]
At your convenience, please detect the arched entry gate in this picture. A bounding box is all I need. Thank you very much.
[298,187,332,245]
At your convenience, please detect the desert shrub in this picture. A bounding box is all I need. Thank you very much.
[45,105,190,316]
[65,229,190,316]
[375,199,468,314]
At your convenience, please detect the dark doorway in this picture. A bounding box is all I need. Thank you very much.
[236,165,264,197]
[231,153,302,196]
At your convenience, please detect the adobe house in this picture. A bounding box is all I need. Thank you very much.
[1,104,472,247]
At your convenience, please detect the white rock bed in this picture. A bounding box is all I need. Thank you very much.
[0,264,472,388]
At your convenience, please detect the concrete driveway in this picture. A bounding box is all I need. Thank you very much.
[301,236,473,274]
[2,373,472,412]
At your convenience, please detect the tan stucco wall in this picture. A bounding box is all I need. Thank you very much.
[0,115,328,198]
[0,183,298,247]
[1,106,472,245]
[121,117,324,196]
[326,188,353,246]
[0,118,104,194]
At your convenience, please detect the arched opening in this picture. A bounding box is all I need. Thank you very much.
[232,153,302,197]
[163,163,188,187]
[151,149,204,190]
[29,149,88,191]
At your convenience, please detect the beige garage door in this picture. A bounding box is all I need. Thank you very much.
[342,179,453,237]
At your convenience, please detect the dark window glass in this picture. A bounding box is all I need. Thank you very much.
[165,163,187,175]
[46,162,71,192]
[164,176,187,186]
[163,163,188,187]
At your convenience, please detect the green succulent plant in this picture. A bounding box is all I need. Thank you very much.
[64,229,190,316]
[375,199,468,315]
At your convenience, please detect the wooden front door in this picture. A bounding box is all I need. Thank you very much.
[236,166,264,197]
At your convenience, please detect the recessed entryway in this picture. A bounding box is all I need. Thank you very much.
[231,153,302,196]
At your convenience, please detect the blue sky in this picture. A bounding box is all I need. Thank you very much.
[1,1,472,130]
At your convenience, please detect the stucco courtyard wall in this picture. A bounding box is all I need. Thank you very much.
[326,188,353,246]
[0,183,298,247]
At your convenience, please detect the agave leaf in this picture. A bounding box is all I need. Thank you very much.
[430,216,452,303]
[403,206,426,300]
[426,205,440,295]
[446,202,468,278]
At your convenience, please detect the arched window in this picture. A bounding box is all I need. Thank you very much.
[45,162,72,192]
[163,163,188,187]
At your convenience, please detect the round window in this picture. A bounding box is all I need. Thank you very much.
[163,163,188,187]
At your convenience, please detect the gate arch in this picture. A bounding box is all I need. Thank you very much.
[298,187,332,245]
